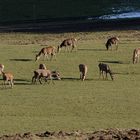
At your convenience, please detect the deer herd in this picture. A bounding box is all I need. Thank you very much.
[0,36,140,88]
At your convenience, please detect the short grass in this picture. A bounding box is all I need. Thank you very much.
[0,30,140,135]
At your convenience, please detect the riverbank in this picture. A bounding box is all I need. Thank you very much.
[0,18,140,33]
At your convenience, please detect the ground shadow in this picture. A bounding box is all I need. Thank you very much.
[9,58,33,62]
[78,48,105,51]
[98,60,130,64]
[61,77,79,81]
[114,72,140,75]
[14,78,31,85]
[61,77,95,81]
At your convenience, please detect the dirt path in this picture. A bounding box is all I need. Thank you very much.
[0,129,140,140]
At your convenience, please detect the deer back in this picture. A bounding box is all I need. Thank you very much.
[2,72,14,80]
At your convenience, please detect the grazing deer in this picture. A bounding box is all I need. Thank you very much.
[35,46,56,61]
[57,38,77,53]
[98,63,114,80]
[133,48,140,64]
[79,64,88,81]
[105,37,119,50]
[2,72,14,88]
[32,69,61,84]
[0,64,4,75]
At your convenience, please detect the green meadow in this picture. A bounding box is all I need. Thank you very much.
[0,29,140,135]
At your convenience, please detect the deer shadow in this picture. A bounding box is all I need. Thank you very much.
[114,72,140,75]
[9,59,33,62]
[14,78,31,85]
[61,77,95,81]
[99,60,130,64]
[78,48,105,51]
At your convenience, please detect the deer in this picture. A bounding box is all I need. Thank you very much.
[0,64,14,88]
[32,69,61,84]
[98,63,114,80]
[57,38,77,53]
[79,64,88,81]
[133,48,140,64]
[35,46,56,61]
[2,72,14,88]
[105,37,119,50]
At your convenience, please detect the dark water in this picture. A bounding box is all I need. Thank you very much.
[98,1,140,20]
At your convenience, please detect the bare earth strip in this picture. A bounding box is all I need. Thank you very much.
[0,129,140,140]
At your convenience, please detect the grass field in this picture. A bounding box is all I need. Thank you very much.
[0,29,140,136]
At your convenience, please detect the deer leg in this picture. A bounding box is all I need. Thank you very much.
[10,80,13,88]
[50,76,55,84]
[102,71,105,79]
[82,74,85,81]
[80,73,82,80]
[54,54,56,60]
[105,72,108,80]
[137,56,139,63]
[38,76,43,84]
[43,54,46,60]
[46,54,49,61]
[4,80,7,88]
[64,46,67,52]
[3,80,6,88]
[111,45,112,51]
[116,43,118,50]
[50,53,55,61]
[32,76,35,84]
[71,45,74,52]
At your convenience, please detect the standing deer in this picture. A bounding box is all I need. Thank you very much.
[35,46,56,61]
[105,37,119,50]
[79,64,88,81]
[98,63,114,80]
[57,38,77,53]
[2,72,14,88]
[133,48,140,64]
[32,69,61,84]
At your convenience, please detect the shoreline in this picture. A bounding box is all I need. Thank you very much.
[0,18,140,33]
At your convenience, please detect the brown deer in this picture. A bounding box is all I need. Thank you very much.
[79,64,88,81]
[35,46,56,61]
[0,64,4,75]
[57,38,77,53]
[133,48,140,64]
[105,37,119,50]
[32,69,61,84]
[2,72,14,88]
[98,63,114,80]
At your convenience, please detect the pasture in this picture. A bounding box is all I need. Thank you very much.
[0,29,140,136]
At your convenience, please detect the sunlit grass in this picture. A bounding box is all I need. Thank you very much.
[0,30,140,135]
